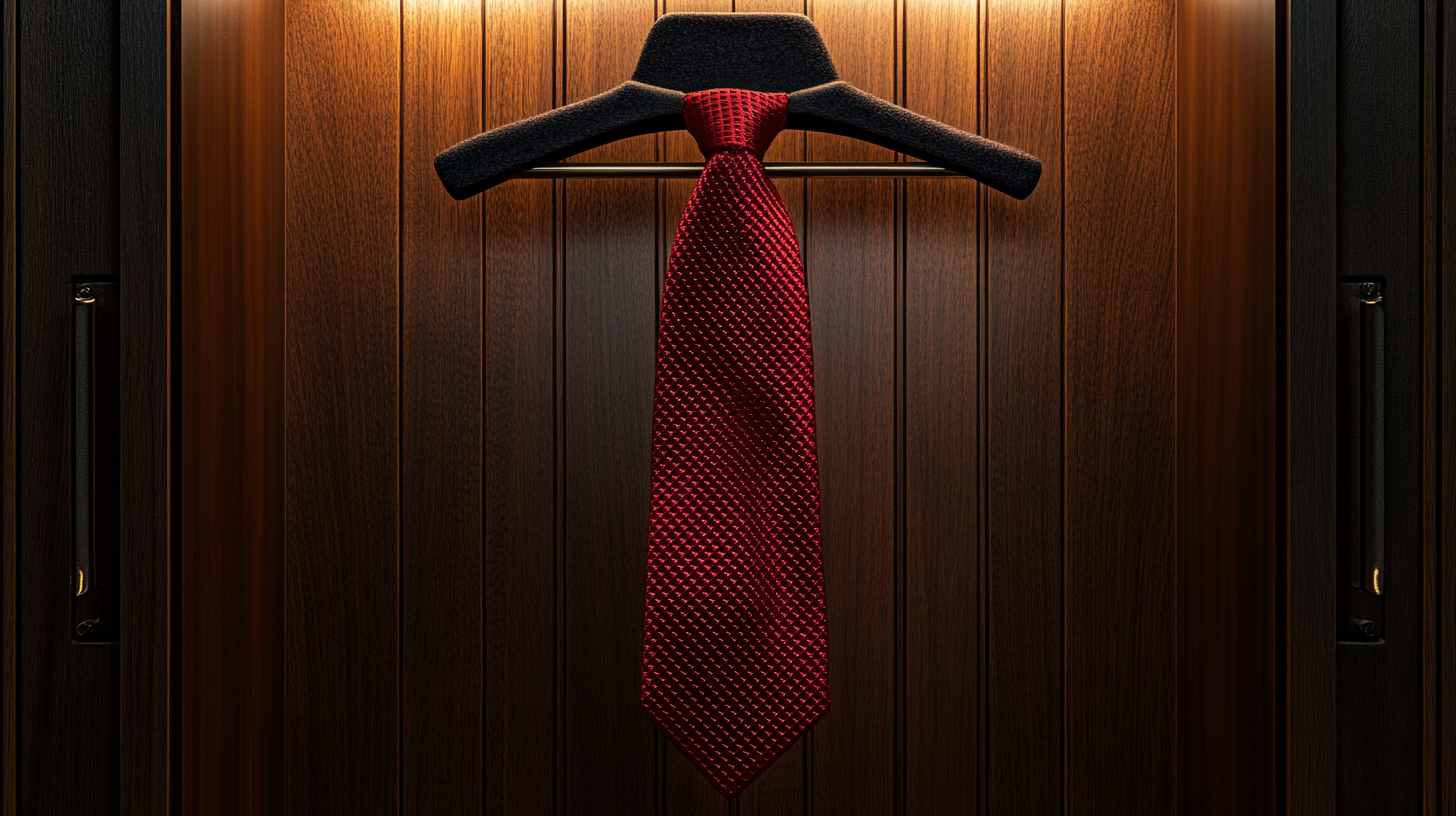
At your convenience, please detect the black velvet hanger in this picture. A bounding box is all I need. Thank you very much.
[435,13,1042,201]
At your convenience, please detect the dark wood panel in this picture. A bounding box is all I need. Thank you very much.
[400,1,483,813]
[1287,0,1338,810]
[1421,0,1443,807]
[805,175,897,816]
[117,0,171,808]
[483,0,558,812]
[1442,0,1456,806]
[902,0,980,810]
[561,186,657,815]
[561,0,659,812]
[17,1,121,812]
[282,2,400,811]
[1333,4,1423,814]
[1062,0,1176,813]
[1,0,16,808]
[804,3,898,813]
[178,0,286,811]
[1175,0,1282,813]
[1438,1,1450,810]
[983,0,1062,813]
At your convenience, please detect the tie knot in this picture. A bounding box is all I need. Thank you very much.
[684,89,788,158]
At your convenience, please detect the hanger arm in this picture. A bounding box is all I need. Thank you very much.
[787,82,1041,199]
[436,79,1042,201]
[435,81,685,200]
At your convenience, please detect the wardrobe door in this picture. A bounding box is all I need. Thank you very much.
[1288,0,1436,812]
[1329,3,1424,814]
[4,0,169,813]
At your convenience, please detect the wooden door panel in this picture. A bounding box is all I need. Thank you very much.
[804,1,899,812]
[482,0,557,812]
[16,2,122,811]
[983,0,1064,813]
[1176,0,1283,811]
[282,2,401,811]
[179,0,286,809]
[806,175,898,815]
[1333,3,1423,813]
[401,0,484,812]
[1062,0,1177,812]
[903,0,980,810]
[560,1,660,812]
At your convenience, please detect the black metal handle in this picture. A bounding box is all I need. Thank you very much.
[72,281,118,642]
[73,286,94,597]
[1337,279,1385,641]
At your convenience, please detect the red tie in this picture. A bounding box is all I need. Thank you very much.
[641,88,830,798]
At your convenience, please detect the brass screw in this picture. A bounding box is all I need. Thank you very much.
[1362,282,1376,297]
[75,618,100,636]
[74,285,95,304]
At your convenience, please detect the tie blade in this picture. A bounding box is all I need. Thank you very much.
[645,87,830,804]
[643,697,829,798]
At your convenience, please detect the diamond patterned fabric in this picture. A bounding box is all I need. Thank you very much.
[641,88,830,799]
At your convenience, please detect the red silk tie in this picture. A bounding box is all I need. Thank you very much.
[641,88,830,798]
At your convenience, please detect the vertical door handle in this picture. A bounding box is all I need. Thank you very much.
[72,280,118,642]
[73,285,94,597]
[1337,279,1384,641]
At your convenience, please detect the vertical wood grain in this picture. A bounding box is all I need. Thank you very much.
[1,0,15,808]
[400,0,483,813]
[1443,2,1456,811]
[283,2,400,811]
[483,0,559,811]
[1421,0,1442,809]
[117,0,172,807]
[1063,0,1176,813]
[804,176,897,816]
[1175,0,1282,813]
[179,0,286,811]
[156,2,1251,811]
[903,0,981,810]
[1442,0,1456,806]
[1333,5,1424,813]
[983,0,1063,813]
[561,0,659,812]
[805,0,898,813]
[1287,0,1338,810]
[17,2,121,812]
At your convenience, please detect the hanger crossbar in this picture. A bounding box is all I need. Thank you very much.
[511,161,960,179]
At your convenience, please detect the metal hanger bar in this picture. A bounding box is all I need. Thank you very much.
[511,162,959,179]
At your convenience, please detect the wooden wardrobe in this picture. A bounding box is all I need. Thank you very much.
[2,0,1452,813]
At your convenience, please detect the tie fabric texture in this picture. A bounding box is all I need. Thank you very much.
[641,88,831,799]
